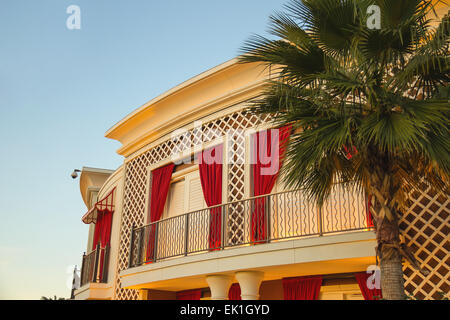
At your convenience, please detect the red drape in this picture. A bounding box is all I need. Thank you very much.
[176,289,202,300]
[92,209,113,280]
[251,125,292,243]
[88,188,115,281]
[146,163,175,262]
[355,272,382,300]
[99,211,113,247]
[198,144,223,250]
[282,276,323,300]
[228,283,241,300]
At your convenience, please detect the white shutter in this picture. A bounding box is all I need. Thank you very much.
[165,180,185,218]
[163,169,207,219]
[185,170,208,251]
[188,175,206,212]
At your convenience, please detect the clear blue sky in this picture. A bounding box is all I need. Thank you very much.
[0,0,287,299]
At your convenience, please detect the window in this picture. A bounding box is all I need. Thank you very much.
[165,180,185,218]
[163,167,206,219]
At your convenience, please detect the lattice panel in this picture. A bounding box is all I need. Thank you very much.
[227,119,250,245]
[400,183,450,300]
[113,106,268,300]
[225,113,272,245]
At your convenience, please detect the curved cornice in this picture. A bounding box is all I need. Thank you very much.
[98,165,124,199]
[105,58,272,158]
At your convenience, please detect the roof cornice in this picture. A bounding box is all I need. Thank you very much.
[105,58,272,158]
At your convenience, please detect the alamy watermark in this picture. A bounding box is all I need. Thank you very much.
[366,265,381,290]
[66,5,81,30]
[170,121,282,176]
[367,5,381,30]
[64,4,380,32]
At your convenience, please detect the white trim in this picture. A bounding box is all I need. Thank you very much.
[144,168,152,225]
[81,167,115,175]
[171,164,198,181]
[222,133,230,202]
[244,130,252,198]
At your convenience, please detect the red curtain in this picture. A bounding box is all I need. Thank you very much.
[228,283,241,300]
[283,276,323,300]
[92,210,113,250]
[251,125,292,243]
[198,144,223,250]
[91,209,113,280]
[92,210,113,249]
[176,289,202,300]
[355,272,382,300]
[146,163,175,262]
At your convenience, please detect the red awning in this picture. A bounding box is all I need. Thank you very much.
[82,187,116,224]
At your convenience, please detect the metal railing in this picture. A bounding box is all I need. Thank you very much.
[80,243,110,286]
[128,187,371,268]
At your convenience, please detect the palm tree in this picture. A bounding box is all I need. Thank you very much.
[240,0,449,300]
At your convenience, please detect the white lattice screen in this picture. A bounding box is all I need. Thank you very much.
[400,184,449,300]
[113,106,268,300]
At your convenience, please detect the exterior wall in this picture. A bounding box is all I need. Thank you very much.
[86,224,95,253]
[100,166,125,297]
[85,190,98,252]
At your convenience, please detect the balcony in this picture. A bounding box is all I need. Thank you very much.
[128,187,372,268]
[80,244,110,286]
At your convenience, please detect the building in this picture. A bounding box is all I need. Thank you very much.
[72,3,449,300]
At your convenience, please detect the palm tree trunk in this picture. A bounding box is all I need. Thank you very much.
[373,199,407,300]
[380,251,405,300]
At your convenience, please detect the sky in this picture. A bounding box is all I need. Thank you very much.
[0,0,287,299]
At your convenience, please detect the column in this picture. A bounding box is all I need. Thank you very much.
[235,271,264,300]
[206,274,233,300]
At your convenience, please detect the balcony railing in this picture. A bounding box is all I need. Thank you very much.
[80,243,110,287]
[128,187,372,268]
